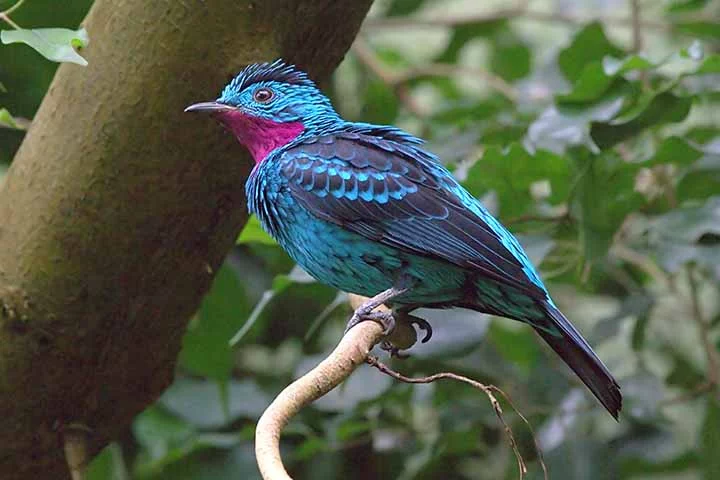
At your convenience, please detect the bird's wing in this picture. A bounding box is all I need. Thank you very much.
[279,131,547,300]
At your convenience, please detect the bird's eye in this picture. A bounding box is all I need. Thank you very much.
[253,87,274,103]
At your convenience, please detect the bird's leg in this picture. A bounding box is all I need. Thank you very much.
[344,285,410,336]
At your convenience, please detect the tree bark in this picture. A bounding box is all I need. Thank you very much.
[0,1,372,478]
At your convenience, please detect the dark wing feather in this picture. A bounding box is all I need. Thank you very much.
[279,131,547,300]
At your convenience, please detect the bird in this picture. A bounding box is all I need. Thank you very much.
[185,59,622,419]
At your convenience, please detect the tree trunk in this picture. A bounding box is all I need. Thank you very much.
[0,1,372,478]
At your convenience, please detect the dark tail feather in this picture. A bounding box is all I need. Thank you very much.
[535,301,622,419]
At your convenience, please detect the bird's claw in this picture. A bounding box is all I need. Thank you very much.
[344,306,433,360]
[380,341,410,359]
[406,313,433,343]
[344,309,396,337]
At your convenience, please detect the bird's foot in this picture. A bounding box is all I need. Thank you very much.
[380,341,411,359]
[344,309,396,337]
[376,312,434,359]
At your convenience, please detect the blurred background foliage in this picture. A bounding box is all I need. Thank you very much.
[2,0,720,478]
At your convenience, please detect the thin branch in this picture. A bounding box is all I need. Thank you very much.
[366,356,547,480]
[659,381,714,407]
[630,0,643,53]
[394,63,518,102]
[1,0,26,16]
[62,424,91,480]
[352,36,517,115]
[629,0,652,89]
[0,11,20,29]
[610,243,671,290]
[687,266,720,388]
[0,0,25,29]
[255,320,386,480]
[256,294,544,479]
[351,37,428,118]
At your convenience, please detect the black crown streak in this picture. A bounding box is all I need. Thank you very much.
[229,59,315,91]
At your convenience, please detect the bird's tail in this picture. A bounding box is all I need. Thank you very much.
[534,301,622,419]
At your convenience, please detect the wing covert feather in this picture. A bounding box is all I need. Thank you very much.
[279,131,546,299]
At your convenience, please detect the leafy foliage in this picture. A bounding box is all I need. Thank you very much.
[0,26,89,65]
[3,0,720,478]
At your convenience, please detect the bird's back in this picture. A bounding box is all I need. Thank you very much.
[248,122,621,418]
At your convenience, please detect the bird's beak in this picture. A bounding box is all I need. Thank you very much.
[184,101,236,113]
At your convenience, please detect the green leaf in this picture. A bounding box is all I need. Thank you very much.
[651,196,720,243]
[667,0,710,13]
[488,322,539,374]
[694,54,720,74]
[701,397,720,479]
[463,144,569,218]
[138,444,260,480]
[133,406,196,461]
[361,77,399,125]
[675,21,720,40]
[557,63,619,103]
[385,0,427,16]
[527,95,625,153]
[489,28,531,81]
[160,377,270,428]
[646,136,703,169]
[602,55,656,76]
[648,196,720,272]
[0,107,22,129]
[677,142,720,201]
[179,264,251,380]
[436,20,506,63]
[558,54,657,104]
[558,22,624,84]
[236,215,276,245]
[590,90,692,149]
[1,27,89,66]
[571,150,643,262]
[87,444,127,480]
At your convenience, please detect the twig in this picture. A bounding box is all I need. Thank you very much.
[629,0,652,89]
[351,37,428,118]
[394,63,518,102]
[352,36,517,114]
[0,0,25,29]
[630,0,643,53]
[255,319,386,480]
[610,243,671,290]
[660,381,714,406]
[687,266,720,388]
[62,423,91,480]
[366,356,548,480]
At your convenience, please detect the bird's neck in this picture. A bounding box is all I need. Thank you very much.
[216,111,304,164]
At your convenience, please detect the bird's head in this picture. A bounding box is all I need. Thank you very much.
[185,60,338,164]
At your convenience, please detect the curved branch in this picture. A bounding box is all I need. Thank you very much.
[256,294,545,479]
[255,320,385,480]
